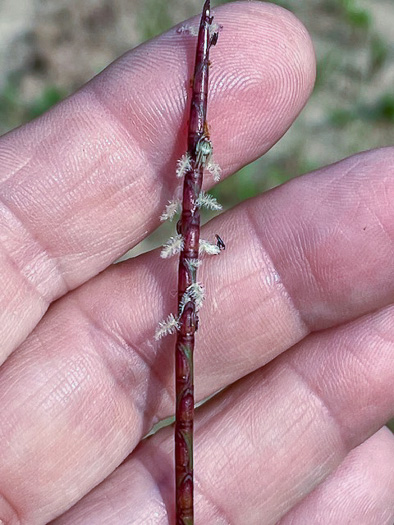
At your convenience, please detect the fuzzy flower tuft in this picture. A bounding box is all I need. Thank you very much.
[209,22,223,37]
[206,159,222,182]
[184,258,201,271]
[160,199,181,222]
[179,282,205,314]
[196,191,222,211]
[155,313,180,340]
[177,22,222,38]
[176,24,199,37]
[186,282,205,310]
[176,153,192,178]
[161,234,184,259]
[199,239,220,256]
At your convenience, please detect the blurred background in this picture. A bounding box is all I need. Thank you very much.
[0,0,393,431]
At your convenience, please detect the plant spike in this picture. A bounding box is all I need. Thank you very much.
[175,1,218,523]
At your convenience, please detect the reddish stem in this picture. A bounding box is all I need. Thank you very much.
[175,1,217,523]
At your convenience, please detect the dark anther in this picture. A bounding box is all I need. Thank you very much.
[215,234,225,250]
[210,32,219,47]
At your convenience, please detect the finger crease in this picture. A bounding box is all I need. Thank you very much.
[285,359,349,454]
[245,204,310,335]
[0,195,69,302]
[74,297,174,433]
[195,473,232,525]
[0,489,22,525]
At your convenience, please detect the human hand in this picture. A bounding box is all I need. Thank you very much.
[0,3,393,524]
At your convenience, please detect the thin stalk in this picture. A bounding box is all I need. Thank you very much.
[175,1,218,523]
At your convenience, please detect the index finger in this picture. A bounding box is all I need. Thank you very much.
[0,1,315,363]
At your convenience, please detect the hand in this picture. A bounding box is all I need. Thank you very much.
[0,3,393,524]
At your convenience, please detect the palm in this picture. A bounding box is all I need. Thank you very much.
[0,3,392,524]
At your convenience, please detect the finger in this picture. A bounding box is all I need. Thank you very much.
[1,148,394,522]
[63,148,394,409]
[0,1,315,363]
[55,147,394,408]
[278,427,394,525]
[52,306,394,524]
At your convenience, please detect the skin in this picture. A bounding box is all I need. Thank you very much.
[0,2,392,524]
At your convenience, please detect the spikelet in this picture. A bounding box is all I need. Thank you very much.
[176,153,192,178]
[184,258,201,271]
[186,282,205,310]
[155,313,180,340]
[161,234,184,259]
[206,159,222,182]
[176,24,199,37]
[196,191,222,211]
[179,282,205,314]
[199,239,220,255]
[177,22,222,38]
[209,22,222,37]
[160,199,181,222]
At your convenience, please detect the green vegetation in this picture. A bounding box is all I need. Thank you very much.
[0,80,65,134]
[135,0,173,41]
[27,85,66,119]
[338,0,371,30]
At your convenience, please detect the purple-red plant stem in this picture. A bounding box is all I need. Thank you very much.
[175,1,217,523]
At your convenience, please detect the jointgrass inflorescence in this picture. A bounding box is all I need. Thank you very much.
[196,191,222,211]
[176,153,192,178]
[177,20,222,38]
[156,2,221,523]
[160,234,184,259]
[173,3,220,521]
[160,199,182,222]
[154,313,180,341]
[199,238,221,255]
[206,158,222,182]
[179,282,205,314]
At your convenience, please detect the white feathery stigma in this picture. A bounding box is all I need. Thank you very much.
[154,313,180,340]
[186,282,205,310]
[176,153,192,178]
[177,22,222,38]
[184,258,201,271]
[196,191,222,211]
[209,22,222,37]
[179,282,205,314]
[199,239,220,256]
[161,234,184,259]
[160,199,181,222]
[176,24,199,37]
[206,159,222,182]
